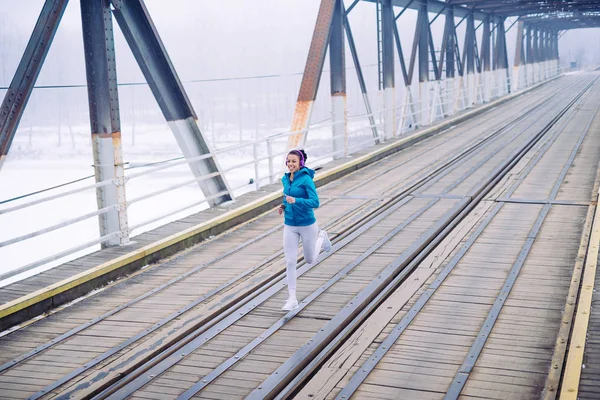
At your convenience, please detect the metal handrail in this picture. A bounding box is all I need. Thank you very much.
[0,69,561,283]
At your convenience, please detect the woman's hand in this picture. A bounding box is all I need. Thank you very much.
[278,204,284,215]
[285,195,296,204]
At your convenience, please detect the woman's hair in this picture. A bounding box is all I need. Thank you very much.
[287,149,308,167]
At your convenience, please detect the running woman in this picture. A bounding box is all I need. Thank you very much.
[278,149,331,311]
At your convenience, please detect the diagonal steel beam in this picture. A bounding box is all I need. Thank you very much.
[407,5,423,85]
[343,9,379,141]
[392,22,410,86]
[428,20,440,80]
[110,0,232,206]
[0,0,69,172]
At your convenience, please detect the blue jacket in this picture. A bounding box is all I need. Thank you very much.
[281,167,320,226]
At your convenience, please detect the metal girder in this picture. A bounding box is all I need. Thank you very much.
[287,0,336,148]
[482,17,492,101]
[343,9,379,142]
[392,21,410,86]
[427,15,440,80]
[330,0,345,98]
[443,7,456,78]
[363,0,489,20]
[465,12,475,75]
[522,13,600,30]
[514,20,525,67]
[0,0,69,172]
[382,0,395,91]
[482,17,491,72]
[330,0,347,158]
[81,0,129,247]
[526,25,533,64]
[418,1,429,84]
[110,0,232,207]
[381,0,396,139]
[447,0,600,16]
[533,27,539,64]
[384,0,600,30]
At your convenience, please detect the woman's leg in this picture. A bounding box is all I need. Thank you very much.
[300,222,323,265]
[283,225,300,299]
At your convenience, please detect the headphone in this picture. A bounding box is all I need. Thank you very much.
[286,150,305,167]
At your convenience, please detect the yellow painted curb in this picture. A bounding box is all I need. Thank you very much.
[560,187,600,399]
[0,78,557,322]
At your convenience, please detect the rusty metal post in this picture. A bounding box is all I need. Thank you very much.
[81,0,129,246]
[110,0,232,207]
[330,0,347,159]
[381,0,396,139]
[287,0,336,149]
[0,0,69,173]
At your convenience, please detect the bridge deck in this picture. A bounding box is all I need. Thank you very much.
[0,73,599,399]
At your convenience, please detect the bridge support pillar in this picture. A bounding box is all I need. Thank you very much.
[525,25,532,87]
[482,16,492,101]
[465,11,476,107]
[81,0,129,247]
[330,0,347,159]
[416,1,429,126]
[443,6,456,115]
[111,0,232,207]
[533,27,540,84]
[381,0,396,139]
[513,20,525,92]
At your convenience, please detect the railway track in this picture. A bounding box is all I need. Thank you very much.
[323,77,600,400]
[0,75,592,400]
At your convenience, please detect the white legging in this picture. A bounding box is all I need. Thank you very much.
[283,222,324,298]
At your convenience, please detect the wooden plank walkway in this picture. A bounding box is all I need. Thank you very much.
[559,85,600,400]
[0,73,597,400]
[298,73,600,400]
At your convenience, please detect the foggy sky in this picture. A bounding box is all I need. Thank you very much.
[1,0,598,89]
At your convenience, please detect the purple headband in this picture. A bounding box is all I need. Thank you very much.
[287,150,305,167]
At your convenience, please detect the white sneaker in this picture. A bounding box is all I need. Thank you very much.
[281,297,299,311]
[320,230,332,252]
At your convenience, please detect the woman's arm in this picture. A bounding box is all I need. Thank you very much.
[294,179,320,208]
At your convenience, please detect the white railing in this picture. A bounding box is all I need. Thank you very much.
[0,65,564,285]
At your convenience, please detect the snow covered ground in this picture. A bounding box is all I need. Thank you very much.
[0,113,379,288]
